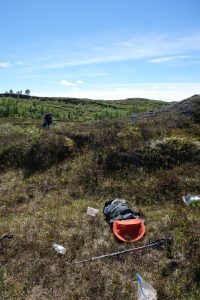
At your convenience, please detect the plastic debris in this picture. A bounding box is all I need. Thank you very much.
[86,207,99,216]
[182,195,200,207]
[136,273,157,300]
[52,244,66,255]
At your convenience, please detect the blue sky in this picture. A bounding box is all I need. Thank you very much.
[1,0,200,101]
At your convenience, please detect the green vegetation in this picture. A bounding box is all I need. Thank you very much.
[0,95,168,121]
[0,99,199,299]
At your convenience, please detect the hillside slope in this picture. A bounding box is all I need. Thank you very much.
[0,94,168,122]
[131,94,200,122]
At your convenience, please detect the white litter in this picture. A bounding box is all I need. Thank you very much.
[182,195,200,206]
[136,273,157,300]
[52,244,66,255]
[86,207,99,217]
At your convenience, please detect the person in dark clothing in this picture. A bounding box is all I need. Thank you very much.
[42,113,53,127]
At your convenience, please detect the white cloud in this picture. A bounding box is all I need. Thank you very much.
[0,62,11,68]
[58,80,76,87]
[69,83,200,101]
[57,79,84,89]
[148,56,178,63]
[42,33,200,69]
[34,82,200,102]
[76,80,84,85]
[148,55,200,64]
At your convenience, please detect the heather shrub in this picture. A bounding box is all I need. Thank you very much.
[1,114,200,299]
[0,132,72,174]
[66,151,102,197]
[101,137,200,173]
[22,134,71,174]
[0,136,28,168]
[141,138,200,169]
[137,113,187,140]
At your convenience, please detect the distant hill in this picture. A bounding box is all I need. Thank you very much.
[0,94,168,122]
[0,93,165,105]
[131,94,200,122]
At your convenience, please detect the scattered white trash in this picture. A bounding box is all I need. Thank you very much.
[86,207,99,217]
[182,195,200,207]
[52,244,66,255]
[136,273,157,300]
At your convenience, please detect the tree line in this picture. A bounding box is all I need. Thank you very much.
[5,89,31,96]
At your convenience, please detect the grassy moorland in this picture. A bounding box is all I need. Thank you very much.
[0,96,199,299]
[0,94,168,121]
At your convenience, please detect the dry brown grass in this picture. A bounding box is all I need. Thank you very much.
[0,117,200,299]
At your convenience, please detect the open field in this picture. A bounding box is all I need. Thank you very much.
[0,96,200,299]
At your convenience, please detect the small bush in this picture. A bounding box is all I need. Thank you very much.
[0,138,27,168]
[141,138,200,170]
[0,132,72,174]
[23,134,70,174]
[102,137,200,173]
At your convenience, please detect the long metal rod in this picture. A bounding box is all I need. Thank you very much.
[74,240,163,264]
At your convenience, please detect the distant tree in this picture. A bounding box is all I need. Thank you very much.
[16,90,22,95]
[9,89,14,94]
[5,91,8,94]
[25,89,30,96]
